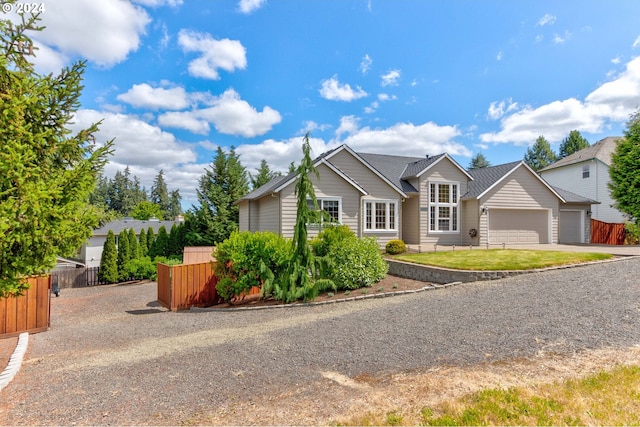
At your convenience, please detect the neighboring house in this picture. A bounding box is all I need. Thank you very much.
[540,137,625,224]
[79,218,180,268]
[238,144,596,246]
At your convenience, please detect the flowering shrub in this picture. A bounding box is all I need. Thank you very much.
[214,231,291,302]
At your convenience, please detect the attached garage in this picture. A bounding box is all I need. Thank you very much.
[488,209,550,244]
[558,210,584,243]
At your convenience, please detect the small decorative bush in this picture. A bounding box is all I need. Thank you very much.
[214,231,291,302]
[385,239,407,255]
[310,224,356,257]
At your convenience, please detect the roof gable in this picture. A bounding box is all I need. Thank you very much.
[465,161,565,202]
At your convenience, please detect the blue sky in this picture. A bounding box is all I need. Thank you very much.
[22,0,640,207]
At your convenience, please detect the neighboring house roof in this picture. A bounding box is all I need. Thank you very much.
[91,219,180,237]
[539,136,622,172]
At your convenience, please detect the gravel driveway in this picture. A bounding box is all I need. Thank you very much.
[1,257,640,425]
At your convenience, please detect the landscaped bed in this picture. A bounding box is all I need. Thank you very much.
[393,249,612,271]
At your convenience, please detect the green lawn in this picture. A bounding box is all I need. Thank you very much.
[393,249,612,271]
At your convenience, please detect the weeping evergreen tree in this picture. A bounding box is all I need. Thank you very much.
[98,230,118,284]
[138,228,148,257]
[117,231,130,281]
[266,133,321,302]
[128,228,138,260]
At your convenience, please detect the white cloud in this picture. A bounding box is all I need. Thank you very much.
[633,36,640,49]
[335,116,360,137]
[487,99,519,120]
[117,83,190,110]
[537,13,556,26]
[481,57,640,145]
[158,111,210,134]
[335,121,471,158]
[534,34,544,43]
[235,136,334,173]
[158,89,282,137]
[301,121,331,134]
[553,31,572,44]
[238,0,267,14]
[32,0,150,71]
[360,54,372,74]
[611,56,622,65]
[319,76,368,101]
[496,51,503,61]
[70,109,203,206]
[381,69,401,87]
[178,30,247,80]
[378,93,397,102]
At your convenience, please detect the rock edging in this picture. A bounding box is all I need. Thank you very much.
[0,332,28,392]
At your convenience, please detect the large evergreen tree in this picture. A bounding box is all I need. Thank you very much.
[98,230,118,284]
[559,130,590,159]
[0,10,113,295]
[609,112,640,223]
[250,159,281,189]
[167,189,182,220]
[187,146,249,245]
[150,226,169,259]
[150,169,170,215]
[469,153,491,170]
[524,136,557,171]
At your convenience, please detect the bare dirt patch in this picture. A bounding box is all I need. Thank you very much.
[198,346,640,426]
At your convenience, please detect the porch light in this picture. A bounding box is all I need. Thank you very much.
[481,205,488,214]
[586,209,592,216]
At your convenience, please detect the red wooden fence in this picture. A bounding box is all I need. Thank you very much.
[591,219,626,245]
[157,262,219,311]
[0,275,51,338]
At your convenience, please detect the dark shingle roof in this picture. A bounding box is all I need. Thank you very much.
[238,173,292,201]
[551,186,599,204]
[93,219,180,236]
[357,152,425,193]
[464,161,521,199]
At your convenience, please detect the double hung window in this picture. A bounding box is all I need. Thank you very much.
[429,182,459,232]
[364,200,397,231]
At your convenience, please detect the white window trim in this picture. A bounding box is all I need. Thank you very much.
[363,199,399,233]
[428,181,460,234]
[307,197,342,225]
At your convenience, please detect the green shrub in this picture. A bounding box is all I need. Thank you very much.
[124,256,157,281]
[214,231,291,302]
[311,224,356,257]
[323,236,388,290]
[625,222,640,245]
[385,239,407,255]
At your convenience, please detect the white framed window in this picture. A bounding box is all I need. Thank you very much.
[582,164,590,179]
[428,182,459,233]
[307,197,342,224]
[364,200,398,232]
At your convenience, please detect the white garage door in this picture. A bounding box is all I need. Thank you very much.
[559,210,582,243]
[488,209,549,244]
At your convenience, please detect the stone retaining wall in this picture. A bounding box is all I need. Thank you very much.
[386,259,528,284]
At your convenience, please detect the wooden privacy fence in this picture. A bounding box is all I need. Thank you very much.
[591,219,626,245]
[0,275,51,338]
[157,262,219,311]
[52,266,104,289]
